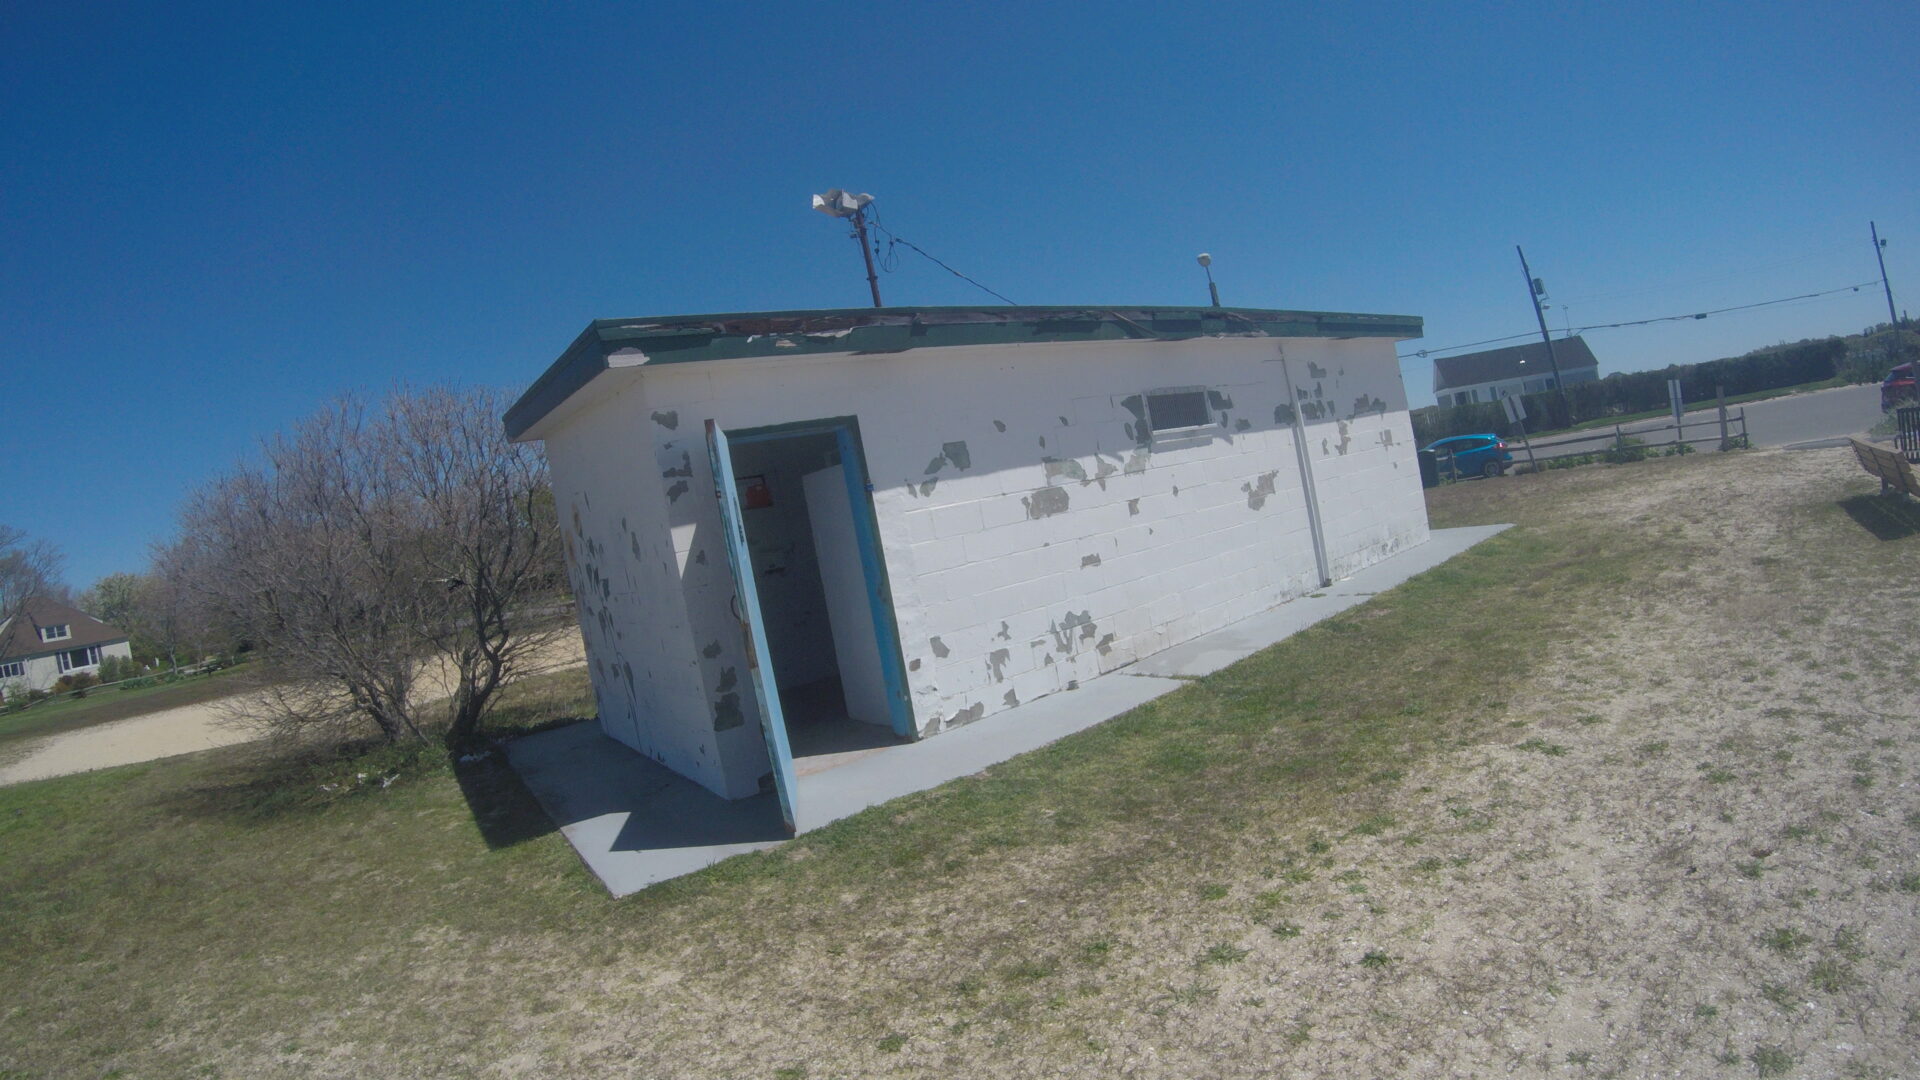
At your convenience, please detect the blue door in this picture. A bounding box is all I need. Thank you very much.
[705,419,799,834]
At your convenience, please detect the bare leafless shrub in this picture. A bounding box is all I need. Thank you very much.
[0,524,64,629]
[164,387,562,746]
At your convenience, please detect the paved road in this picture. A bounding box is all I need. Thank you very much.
[1515,383,1884,462]
[1728,383,1883,448]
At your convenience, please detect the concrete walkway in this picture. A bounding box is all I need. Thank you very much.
[508,524,1511,897]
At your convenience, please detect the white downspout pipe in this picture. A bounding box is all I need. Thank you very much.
[1278,350,1333,588]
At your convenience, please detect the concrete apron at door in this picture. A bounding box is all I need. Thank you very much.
[507,525,1511,898]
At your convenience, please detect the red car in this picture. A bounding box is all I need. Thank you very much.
[1884,362,1917,411]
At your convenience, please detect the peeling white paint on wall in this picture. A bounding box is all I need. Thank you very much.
[533,333,1427,801]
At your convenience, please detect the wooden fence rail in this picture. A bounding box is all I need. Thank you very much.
[1517,410,1750,462]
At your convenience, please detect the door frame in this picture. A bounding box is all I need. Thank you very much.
[727,415,917,741]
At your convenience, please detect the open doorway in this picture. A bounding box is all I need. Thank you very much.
[724,421,911,775]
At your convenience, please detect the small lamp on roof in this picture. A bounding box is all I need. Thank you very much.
[1196,253,1221,307]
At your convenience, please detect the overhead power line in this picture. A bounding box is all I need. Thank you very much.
[1566,280,1878,333]
[863,207,1018,305]
[1399,280,1880,360]
[1551,239,1859,305]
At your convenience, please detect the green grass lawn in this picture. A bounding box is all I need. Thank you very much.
[0,666,249,750]
[0,449,1910,1078]
[0,484,1633,1076]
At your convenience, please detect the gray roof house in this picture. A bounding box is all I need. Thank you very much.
[0,597,134,695]
[1433,336,1599,406]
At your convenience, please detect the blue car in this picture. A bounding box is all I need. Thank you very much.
[1424,433,1513,478]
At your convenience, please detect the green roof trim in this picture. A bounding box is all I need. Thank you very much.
[505,305,1423,440]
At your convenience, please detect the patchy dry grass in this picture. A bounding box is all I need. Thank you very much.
[1,448,1916,1078]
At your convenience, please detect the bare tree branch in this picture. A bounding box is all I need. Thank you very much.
[0,525,64,629]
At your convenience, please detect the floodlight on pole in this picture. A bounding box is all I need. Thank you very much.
[1197,252,1221,307]
[812,189,883,308]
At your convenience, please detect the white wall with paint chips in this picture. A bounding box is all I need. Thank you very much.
[541,378,773,799]
[538,334,1427,801]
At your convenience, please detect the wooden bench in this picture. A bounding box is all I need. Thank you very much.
[1849,438,1920,499]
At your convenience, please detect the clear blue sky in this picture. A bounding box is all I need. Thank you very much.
[5,1,1916,589]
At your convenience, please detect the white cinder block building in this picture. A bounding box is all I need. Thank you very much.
[506,306,1429,831]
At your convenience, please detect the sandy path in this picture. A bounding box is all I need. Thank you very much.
[0,630,586,786]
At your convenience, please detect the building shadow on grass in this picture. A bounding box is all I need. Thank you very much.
[451,745,561,850]
[507,719,785,850]
[1838,493,1920,541]
[154,729,559,850]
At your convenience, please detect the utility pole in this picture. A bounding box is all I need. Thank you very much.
[811,189,884,308]
[1516,245,1571,422]
[851,205,882,308]
[1871,221,1898,328]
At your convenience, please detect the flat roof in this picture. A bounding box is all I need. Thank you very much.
[505,305,1423,441]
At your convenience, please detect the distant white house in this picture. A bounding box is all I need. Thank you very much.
[0,597,134,697]
[1433,336,1600,406]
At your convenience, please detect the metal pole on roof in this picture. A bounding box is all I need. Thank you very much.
[1197,253,1221,307]
[852,207,883,308]
[812,190,884,308]
[1516,245,1571,424]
